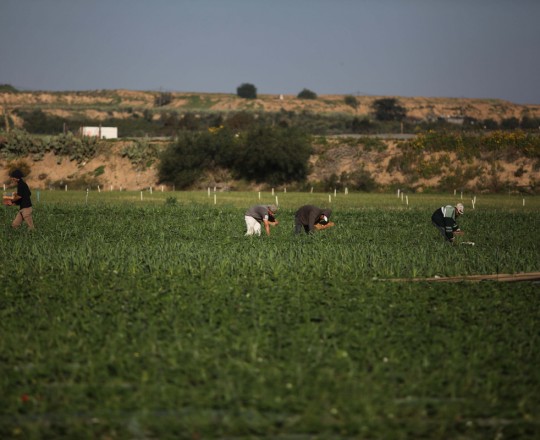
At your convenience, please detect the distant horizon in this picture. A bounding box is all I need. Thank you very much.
[3,84,536,106]
[2,0,539,106]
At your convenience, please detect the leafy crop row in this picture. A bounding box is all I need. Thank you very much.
[0,194,538,438]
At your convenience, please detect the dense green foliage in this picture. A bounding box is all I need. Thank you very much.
[236,83,257,99]
[0,84,18,93]
[0,129,98,163]
[372,98,407,121]
[297,88,318,100]
[158,126,312,187]
[10,104,540,137]
[0,192,538,438]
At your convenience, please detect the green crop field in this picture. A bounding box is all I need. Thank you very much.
[1,190,539,439]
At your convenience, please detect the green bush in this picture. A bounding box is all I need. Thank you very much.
[158,126,312,188]
[236,83,257,99]
[233,126,312,185]
[371,98,406,121]
[297,88,317,100]
[344,95,358,109]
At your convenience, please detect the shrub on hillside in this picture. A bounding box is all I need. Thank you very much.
[232,126,312,185]
[371,98,406,121]
[297,88,317,100]
[236,83,257,99]
[158,126,312,188]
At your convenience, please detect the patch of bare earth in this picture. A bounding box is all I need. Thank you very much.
[1,146,160,191]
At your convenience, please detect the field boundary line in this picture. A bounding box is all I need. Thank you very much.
[379,271,540,283]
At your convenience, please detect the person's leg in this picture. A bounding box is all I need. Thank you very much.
[432,221,446,240]
[22,207,34,229]
[245,216,261,236]
[245,216,254,235]
[12,210,24,228]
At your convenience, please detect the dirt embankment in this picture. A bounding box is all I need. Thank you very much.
[1,138,536,193]
[1,90,539,192]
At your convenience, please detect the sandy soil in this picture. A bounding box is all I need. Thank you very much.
[1,90,538,191]
[1,137,535,193]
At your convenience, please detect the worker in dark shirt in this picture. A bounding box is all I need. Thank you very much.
[294,205,334,234]
[8,169,34,230]
[431,203,464,243]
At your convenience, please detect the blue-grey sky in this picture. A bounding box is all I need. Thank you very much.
[1,0,539,104]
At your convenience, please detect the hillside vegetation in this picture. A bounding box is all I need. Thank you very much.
[1,89,539,193]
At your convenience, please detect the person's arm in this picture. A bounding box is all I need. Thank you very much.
[314,222,335,230]
[263,219,271,235]
[307,211,321,232]
[443,217,455,241]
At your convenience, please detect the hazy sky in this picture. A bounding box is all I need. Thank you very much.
[1,0,539,104]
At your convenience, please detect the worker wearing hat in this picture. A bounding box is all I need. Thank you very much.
[431,203,464,243]
[294,205,334,234]
[7,169,35,230]
[244,204,279,236]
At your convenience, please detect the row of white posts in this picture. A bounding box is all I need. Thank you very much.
[207,187,350,205]
[396,188,527,208]
[2,183,527,208]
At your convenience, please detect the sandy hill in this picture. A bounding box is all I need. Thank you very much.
[2,89,540,125]
[1,90,539,193]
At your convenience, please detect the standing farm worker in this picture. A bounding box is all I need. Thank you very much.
[431,203,464,243]
[244,204,279,236]
[6,169,35,230]
[294,205,334,234]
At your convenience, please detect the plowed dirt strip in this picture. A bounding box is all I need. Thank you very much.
[380,272,540,282]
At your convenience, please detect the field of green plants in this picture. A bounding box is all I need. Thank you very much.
[1,190,539,439]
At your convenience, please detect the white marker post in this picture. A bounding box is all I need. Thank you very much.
[85,188,89,205]
[208,187,211,197]
[334,189,337,197]
[406,195,409,206]
[65,185,68,191]
[140,191,143,201]
[272,188,275,196]
[258,191,261,200]
[397,189,400,198]
[329,194,332,203]
[214,194,217,205]
[275,195,279,206]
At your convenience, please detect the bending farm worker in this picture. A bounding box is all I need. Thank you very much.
[431,203,464,243]
[294,205,334,234]
[244,204,279,236]
[7,169,35,230]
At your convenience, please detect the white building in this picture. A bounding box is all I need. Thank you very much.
[81,126,118,139]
